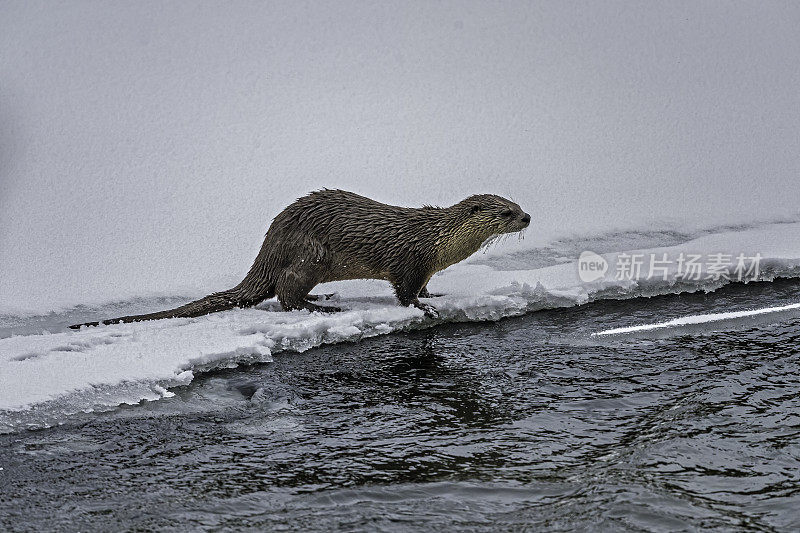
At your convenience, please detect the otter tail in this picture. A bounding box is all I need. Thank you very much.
[68,289,249,329]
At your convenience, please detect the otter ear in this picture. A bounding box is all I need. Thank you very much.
[470,205,482,214]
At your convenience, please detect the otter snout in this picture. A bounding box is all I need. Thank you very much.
[521,213,531,226]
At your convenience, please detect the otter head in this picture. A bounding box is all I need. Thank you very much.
[458,194,530,238]
[435,194,530,271]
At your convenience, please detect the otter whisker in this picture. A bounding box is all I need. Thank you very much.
[480,234,502,253]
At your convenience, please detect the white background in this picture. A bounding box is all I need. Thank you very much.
[2,1,799,311]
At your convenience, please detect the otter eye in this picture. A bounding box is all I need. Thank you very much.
[471,205,482,214]
[501,210,514,217]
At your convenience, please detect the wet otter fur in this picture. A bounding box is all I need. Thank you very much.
[70,189,530,328]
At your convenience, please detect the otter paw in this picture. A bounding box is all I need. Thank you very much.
[415,302,440,319]
[306,292,338,302]
[301,302,342,313]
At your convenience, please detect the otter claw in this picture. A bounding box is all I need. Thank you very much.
[415,302,440,319]
[306,292,338,302]
[301,303,342,313]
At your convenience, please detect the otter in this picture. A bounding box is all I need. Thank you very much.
[70,189,529,328]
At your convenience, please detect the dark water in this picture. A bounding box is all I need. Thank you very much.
[2,280,800,532]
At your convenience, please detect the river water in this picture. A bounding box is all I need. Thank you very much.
[2,279,800,531]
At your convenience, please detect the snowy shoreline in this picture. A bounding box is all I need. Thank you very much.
[2,221,800,430]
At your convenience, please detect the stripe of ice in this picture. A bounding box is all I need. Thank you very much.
[593,302,800,336]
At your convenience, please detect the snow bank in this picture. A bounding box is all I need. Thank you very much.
[2,221,800,430]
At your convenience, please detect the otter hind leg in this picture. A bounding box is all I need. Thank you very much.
[276,264,341,314]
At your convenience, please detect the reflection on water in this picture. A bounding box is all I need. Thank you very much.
[2,280,800,531]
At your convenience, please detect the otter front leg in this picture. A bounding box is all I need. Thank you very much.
[393,275,440,319]
[276,266,341,313]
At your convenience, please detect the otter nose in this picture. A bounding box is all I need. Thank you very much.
[521,213,531,225]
